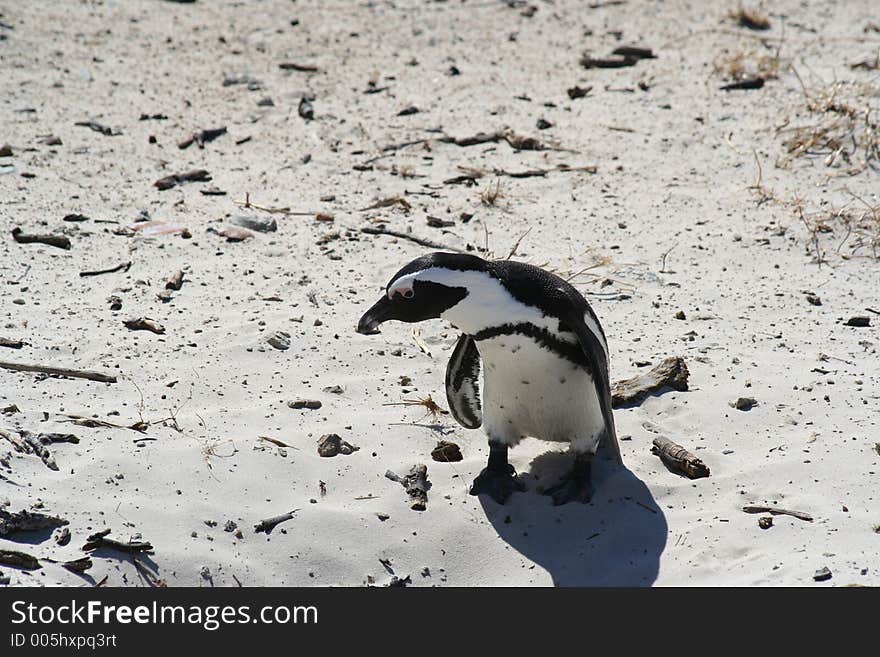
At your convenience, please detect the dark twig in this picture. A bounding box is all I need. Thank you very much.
[360,226,465,252]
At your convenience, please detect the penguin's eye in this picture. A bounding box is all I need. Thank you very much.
[402,289,415,299]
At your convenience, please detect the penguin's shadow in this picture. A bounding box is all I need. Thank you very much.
[480,451,667,587]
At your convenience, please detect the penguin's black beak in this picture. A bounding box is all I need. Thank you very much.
[357,295,394,335]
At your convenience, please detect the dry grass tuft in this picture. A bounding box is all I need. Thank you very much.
[788,192,880,263]
[777,73,880,176]
[479,179,506,206]
[713,48,780,82]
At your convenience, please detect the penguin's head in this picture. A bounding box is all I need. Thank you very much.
[357,252,487,334]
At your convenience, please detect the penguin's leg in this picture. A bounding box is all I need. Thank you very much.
[469,440,526,504]
[542,451,594,505]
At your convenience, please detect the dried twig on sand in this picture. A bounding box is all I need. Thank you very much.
[11,227,71,250]
[59,413,148,433]
[359,226,466,253]
[651,436,710,479]
[0,360,116,383]
[254,509,298,535]
[742,505,813,522]
[385,464,430,511]
[79,261,131,277]
[383,395,448,422]
[611,357,689,407]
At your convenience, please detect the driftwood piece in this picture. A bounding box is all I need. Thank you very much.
[62,557,93,574]
[123,317,165,334]
[178,127,226,150]
[82,529,153,553]
[385,464,429,511]
[79,261,131,277]
[0,360,117,383]
[0,427,29,452]
[165,269,184,290]
[30,431,80,444]
[742,505,813,522]
[0,548,41,570]
[611,356,689,408]
[154,169,211,190]
[22,433,58,470]
[0,508,68,537]
[651,436,710,479]
[360,226,465,253]
[133,557,167,587]
[254,509,298,534]
[11,227,71,250]
[0,337,24,349]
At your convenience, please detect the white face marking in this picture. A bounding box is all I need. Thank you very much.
[389,267,571,338]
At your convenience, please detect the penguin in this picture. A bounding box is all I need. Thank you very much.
[357,252,622,505]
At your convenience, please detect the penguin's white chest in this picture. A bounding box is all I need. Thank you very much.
[476,334,604,452]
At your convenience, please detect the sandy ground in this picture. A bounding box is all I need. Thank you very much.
[1,0,879,587]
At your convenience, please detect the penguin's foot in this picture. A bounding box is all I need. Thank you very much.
[542,457,593,505]
[470,464,525,504]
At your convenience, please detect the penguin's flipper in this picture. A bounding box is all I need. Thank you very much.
[565,310,623,465]
[445,333,483,429]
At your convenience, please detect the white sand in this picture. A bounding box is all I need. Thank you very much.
[1,0,878,587]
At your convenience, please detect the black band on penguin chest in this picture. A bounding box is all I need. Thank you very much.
[472,322,589,368]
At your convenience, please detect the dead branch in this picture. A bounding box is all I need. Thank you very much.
[254,509,298,534]
[0,360,117,383]
[178,127,226,150]
[651,436,710,479]
[611,357,689,407]
[385,464,430,511]
[742,505,813,522]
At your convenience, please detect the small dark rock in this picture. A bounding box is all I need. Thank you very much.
[317,433,359,457]
[536,118,553,130]
[298,97,314,120]
[732,397,758,411]
[806,294,822,306]
[674,310,686,320]
[431,441,463,463]
[567,85,591,99]
[758,517,773,530]
[813,566,832,582]
[845,316,870,327]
